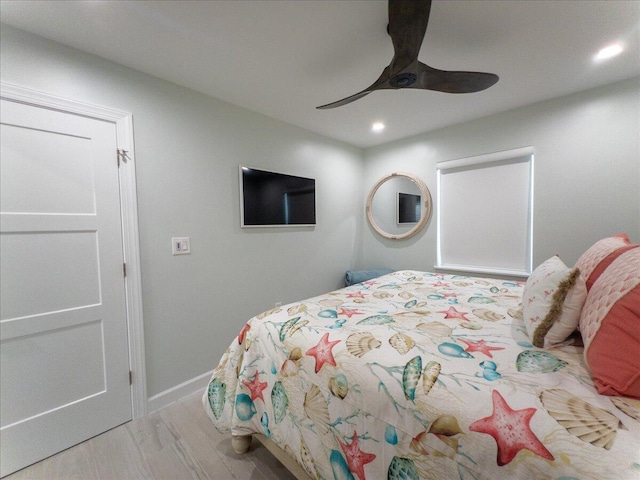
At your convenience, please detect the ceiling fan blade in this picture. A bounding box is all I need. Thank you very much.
[316,90,374,110]
[317,66,393,109]
[388,0,431,73]
[412,62,499,93]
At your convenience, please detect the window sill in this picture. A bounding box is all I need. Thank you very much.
[435,264,530,280]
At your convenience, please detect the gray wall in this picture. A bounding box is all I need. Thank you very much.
[0,25,365,398]
[362,77,640,272]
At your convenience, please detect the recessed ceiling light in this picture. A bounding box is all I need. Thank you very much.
[371,122,385,133]
[594,43,623,61]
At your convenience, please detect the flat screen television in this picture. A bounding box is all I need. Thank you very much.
[397,192,421,224]
[240,166,316,227]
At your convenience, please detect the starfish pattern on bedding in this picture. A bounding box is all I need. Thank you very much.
[305,332,340,373]
[346,291,366,299]
[338,307,364,318]
[242,371,268,402]
[437,306,470,321]
[338,431,376,480]
[459,338,505,358]
[469,390,554,466]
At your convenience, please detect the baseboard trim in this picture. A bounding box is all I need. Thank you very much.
[147,369,214,413]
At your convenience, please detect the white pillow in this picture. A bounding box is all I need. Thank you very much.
[523,256,587,348]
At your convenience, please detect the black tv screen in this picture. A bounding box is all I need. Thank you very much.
[397,192,421,224]
[240,166,316,227]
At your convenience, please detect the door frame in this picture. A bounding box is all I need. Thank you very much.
[1,82,147,418]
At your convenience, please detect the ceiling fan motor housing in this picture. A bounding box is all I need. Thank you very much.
[390,72,417,88]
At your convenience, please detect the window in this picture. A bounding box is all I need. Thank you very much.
[436,146,534,277]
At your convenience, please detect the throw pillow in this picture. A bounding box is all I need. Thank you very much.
[575,234,638,291]
[523,256,587,348]
[581,248,640,398]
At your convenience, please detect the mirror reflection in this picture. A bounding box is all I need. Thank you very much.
[397,192,421,224]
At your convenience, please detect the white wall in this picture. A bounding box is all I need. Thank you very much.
[362,77,640,272]
[0,24,365,401]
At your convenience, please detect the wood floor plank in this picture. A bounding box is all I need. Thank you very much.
[46,440,98,480]
[34,439,98,480]
[144,439,210,480]
[128,411,180,459]
[6,391,301,480]
[162,396,269,480]
[90,422,152,479]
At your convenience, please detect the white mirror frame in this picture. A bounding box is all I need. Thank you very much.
[366,172,432,240]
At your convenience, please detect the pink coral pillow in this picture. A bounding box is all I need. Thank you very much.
[581,248,640,399]
[574,234,638,291]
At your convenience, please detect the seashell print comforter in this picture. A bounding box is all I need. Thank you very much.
[203,271,640,479]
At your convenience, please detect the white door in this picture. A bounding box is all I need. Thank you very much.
[0,98,132,476]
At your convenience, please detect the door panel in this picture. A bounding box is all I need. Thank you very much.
[1,320,106,427]
[0,123,96,214]
[0,98,132,476]
[1,231,101,319]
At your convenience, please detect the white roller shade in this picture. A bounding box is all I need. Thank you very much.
[436,147,534,277]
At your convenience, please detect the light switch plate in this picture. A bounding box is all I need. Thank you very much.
[172,237,191,255]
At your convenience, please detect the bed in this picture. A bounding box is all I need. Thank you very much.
[203,237,640,480]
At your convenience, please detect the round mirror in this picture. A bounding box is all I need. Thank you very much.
[366,172,432,240]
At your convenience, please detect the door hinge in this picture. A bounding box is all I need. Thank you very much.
[129,370,133,385]
[123,263,127,277]
[117,148,128,167]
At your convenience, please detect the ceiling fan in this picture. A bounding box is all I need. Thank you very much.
[317,0,499,109]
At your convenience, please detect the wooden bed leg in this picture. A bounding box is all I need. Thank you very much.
[231,434,252,454]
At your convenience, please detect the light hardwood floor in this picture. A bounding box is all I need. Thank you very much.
[6,392,297,480]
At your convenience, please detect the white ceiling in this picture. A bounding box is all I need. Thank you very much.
[1,0,638,148]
